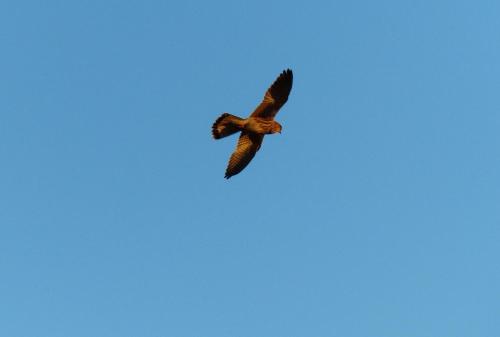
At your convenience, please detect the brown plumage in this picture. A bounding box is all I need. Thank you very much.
[212,69,293,179]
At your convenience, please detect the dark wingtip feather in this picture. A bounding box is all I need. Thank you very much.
[272,68,293,91]
[283,68,293,83]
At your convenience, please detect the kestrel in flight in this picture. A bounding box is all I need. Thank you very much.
[212,69,293,178]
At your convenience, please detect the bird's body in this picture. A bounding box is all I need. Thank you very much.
[243,117,281,134]
[212,69,293,178]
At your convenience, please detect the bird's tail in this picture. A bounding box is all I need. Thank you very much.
[212,113,245,139]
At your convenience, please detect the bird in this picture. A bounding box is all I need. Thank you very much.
[212,69,293,179]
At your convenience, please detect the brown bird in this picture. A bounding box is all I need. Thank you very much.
[212,69,293,178]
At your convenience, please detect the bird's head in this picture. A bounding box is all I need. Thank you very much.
[271,121,282,134]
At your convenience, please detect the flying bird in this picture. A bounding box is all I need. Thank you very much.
[212,69,293,178]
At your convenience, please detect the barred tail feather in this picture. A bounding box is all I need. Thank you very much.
[212,113,245,139]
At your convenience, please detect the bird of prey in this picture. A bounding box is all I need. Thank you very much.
[212,69,293,179]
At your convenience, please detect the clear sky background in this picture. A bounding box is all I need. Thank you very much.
[1,1,499,336]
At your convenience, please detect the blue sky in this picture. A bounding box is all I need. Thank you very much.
[1,1,499,336]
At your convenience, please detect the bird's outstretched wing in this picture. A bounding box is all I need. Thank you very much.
[225,132,264,178]
[250,69,293,119]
